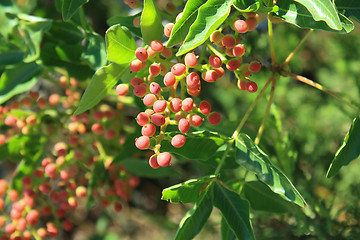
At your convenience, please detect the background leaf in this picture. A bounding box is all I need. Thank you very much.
[140,0,163,45]
[233,0,261,12]
[221,216,236,240]
[327,116,360,178]
[61,0,89,21]
[235,133,306,207]
[106,13,142,37]
[335,0,360,22]
[213,181,255,240]
[81,32,107,70]
[177,0,234,56]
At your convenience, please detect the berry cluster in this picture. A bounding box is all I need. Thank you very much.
[0,77,138,239]
[116,11,262,169]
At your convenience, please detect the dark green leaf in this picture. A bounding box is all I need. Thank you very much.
[327,117,360,178]
[81,32,107,70]
[119,158,179,178]
[106,13,142,37]
[0,50,24,66]
[221,216,236,240]
[166,0,207,47]
[235,134,306,207]
[174,183,213,240]
[213,181,255,240]
[177,0,234,56]
[61,0,89,21]
[336,0,360,22]
[162,175,215,203]
[73,63,132,115]
[161,130,230,161]
[45,21,84,45]
[105,24,136,64]
[140,0,163,45]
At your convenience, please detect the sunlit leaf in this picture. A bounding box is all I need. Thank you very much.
[82,32,107,70]
[140,0,163,45]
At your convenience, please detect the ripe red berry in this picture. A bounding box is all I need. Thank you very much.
[233,44,246,57]
[209,55,222,68]
[202,70,219,82]
[246,81,258,92]
[141,123,156,137]
[63,220,73,231]
[0,134,5,146]
[181,98,193,112]
[136,112,149,126]
[234,19,248,33]
[186,72,200,88]
[149,82,161,95]
[116,84,129,96]
[226,59,241,71]
[222,35,236,49]
[5,222,16,234]
[91,123,104,135]
[178,118,190,133]
[135,47,148,62]
[171,63,186,76]
[249,61,261,72]
[171,134,186,148]
[170,98,182,113]
[130,77,144,86]
[237,79,247,90]
[208,112,221,125]
[199,101,211,115]
[26,209,39,225]
[189,114,203,127]
[149,63,161,77]
[164,23,174,37]
[184,52,198,68]
[130,59,143,72]
[151,113,166,126]
[246,17,258,31]
[161,47,172,58]
[150,40,163,52]
[149,155,159,169]
[153,100,167,113]
[135,136,151,150]
[157,152,172,167]
[143,94,157,106]
[164,72,176,87]
[4,115,17,126]
[133,83,147,97]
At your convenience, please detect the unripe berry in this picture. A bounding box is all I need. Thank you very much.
[164,22,174,37]
[234,19,248,33]
[184,52,198,67]
[130,77,144,86]
[143,94,157,106]
[189,114,203,127]
[199,101,211,115]
[149,63,161,77]
[181,98,193,112]
[142,123,156,137]
[149,155,159,169]
[149,82,161,95]
[150,40,163,52]
[133,83,147,97]
[249,61,261,72]
[209,55,222,68]
[76,186,87,197]
[116,84,129,96]
[157,152,172,167]
[186,72,200,88]
[233,44,246,57]
[153,100,167,113]
[222,35,236,49]
[208,112,221,125]
[226,59,241,71]
[171,134,186,148]
[130,59,143,72]
[170,98,182,113]
[246,81,258,92]
[151,113,166,126]
[175,12,183,22]
[136,112,149,126]
[135,47,148,62]
[171,63,186,76]
[164,72,176,87]
[135,136,151,150]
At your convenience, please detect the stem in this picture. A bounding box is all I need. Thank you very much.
[206,43,227,62]
[96,140,108,158]
[289,72,358,111]
[232,77,273,139]
[254,77,277,145]
[284,29,313,64]
[267,16,277,65]
[214,140,233,176]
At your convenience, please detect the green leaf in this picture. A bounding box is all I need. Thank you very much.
[336,0,360,22]
[119,158,179,178]
[140,0,163,45]
[161,130,230,161]
[174,183,213,240]
[61,0,89,21]
[213,181,255,240]
[105,24,136,64]
[177,0,234,56]
[73,63,132,115]
[45,21,85,45]
[166,0,207,47]
[81,32,107,70]
[276,0,353,33]
[327,117,360,178]
[0,50,24,66]
[106,13,142,37]
[0,62,42,104]
[86,161,106,210]
[221,216,236,240]
[243,181,295,213]
[233,0,261,12]
[162,175,216,203]
[235,134,306,207]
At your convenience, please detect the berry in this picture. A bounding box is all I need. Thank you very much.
[171,134,186,148]
[130,77,144,86]
[157,152,172,167]
[182,98,193,112]
[133,83,147,97]
[135,47,148,62]
[49,94,60,105]
[184,52,198,67]
[149,82,161,95]
[199,101,211,115]
[135,136,151,150]
[222,35,236,49]
[149,63,161,77]
[226,59,241,71]
[249,61,261,72]
[63,220,73,231]
[246,81,258,92]
[149,155,159,169]
[233,44,246,57]
[153,100,167,113]
[136,112,149,126]
[202,70,218,82]
[170,98,182,113]
[164,23,174,37]
[26,209,39,225]
[91,123,104,135]
[210,30,223,44]
[143,94,157,106]
[130,59,143,72]
[246,17,258,31]
[164,72,176,87]
[234,19,248,33]
[186,72,200,88]
[209,55,222,68]
[133,16,140,27]
[171,63,186,76]
[116,84,129,96]
[9,189,18,201]
[4,115,17,126]
[150,40,163,52]
[142,123,156,137]
[189,114,203,127]
[237,79,247,90]
[208,112,221,125]
[151,113,166,126]
[161,47,172,58]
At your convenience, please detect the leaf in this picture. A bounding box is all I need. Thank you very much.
[140,0,163,45]
[166,0,207,47]
[213,181,255,240]
[61,0,89,21]
[106,13,142,37]
[233,0,261,12]
[327,117,360,178]
[243,181,295,213]
[105,24,136,64]
[73,63,132,115]
[162,175,216,203]
[161,130,230,161]
[174,183,213,240]
[0,50,24,66]
[275,0,353,33]
[45,21,85,45]
[335,0,360,22]
[0,62,42,104]
[177,0,234,56]
[235,133,306,207]
[86,161,106,210]
[221,216,236,240]
[81,32,107,70]
[119,158,179,178]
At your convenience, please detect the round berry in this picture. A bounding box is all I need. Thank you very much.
[133,16,140,27]
[170,98,182,113]
[171,134,186,148]
[149,155,159,169]
[131,77,144,87]
[153,100,167,113]
[149,82,161,95]
[161,47,172,58]
[233,44,246,57]
[246,81,258,92]
[151,113,166,126]
[141,123,156,137]
[209,55,222,68]
[189,114,203,127]
[149,63,161,77]
[222,35,236,49]
[133,83,147,97]
[135,47,148,62]
[226,59,241,71]
[136,112,149,126]
[208,112,221,125]
[164,72,176,87]
[143,94,157,106]
[130,59,143,72]
[249,61,261,72]
[234,19,248,33]
[210,30,223,44]
[199,101,211,115]
[157,152,172,167]
[237,79,247,90]
[135,136,151,150]
[186,72,200,88]
[150,40,163,52]
[181,98,193,112]
[171,63,186,76]
[116,84,129,96]
[246,17,258,31]
[91,123,104,135]
[184,52,198,68]
[26,209,39,225]
[164,23,174,37]
[202,70,218,82]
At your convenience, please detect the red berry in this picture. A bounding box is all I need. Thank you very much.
[135,136,151,150]
[4,115,17,126]
[63,220,73,231]
[237,79,247,90]
[199,101,211,115]
[226,59,241,71]
[178,118,190,133]
[209,55,222,68]
[130,77,144,86]
[150,40,163,52]
[208,112,221,125]
[213,67,225,78]
[161,47,172,58]
[114,203,123,212]
[149,155,159,169]
[26,209,39,225]
[184,52,198,68]
[164,72,176,87]
[91,123,104,135]
[234,19,248,33]
[181,98,193,112]
[151,113,166,126]
[164,23,174,37]
[141,123,156,137]
[116,84,129,96]
[135,47,148,62]
[170,98,182,113]
[136,112,149,126]
[202,70,218,82]
[189,114,203,127]
[246,81,258,92]
[171,134,186,148]
[171,63,186,76]
[222,35,236,49]
[130,59,143,72]
[49,94,60,105]
[249,61,261,72]
[143,94,157,106]
[5,222,16,234]
[149,82,161,95]
[133,83,147,97]
[153,100,167,113]
[157,152,172,167]
[149,63,161,77]
[246,17,258,31]
[133,17,140,27]
[233,44,246,57]
[186,72,200,88]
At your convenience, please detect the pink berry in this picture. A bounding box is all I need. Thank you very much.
[135,136,151,150]
[136,112,149,126]
[133,16,140,27]
[149,82,161,95]
[135,47,148,62]
[237,79,247,90]
[171,63,186,76]
[161,47,172,58]
[214,67,224,78]
[150,40,163,52]
[26,209,39,225]
[133,83,147,97]
[178,118,190,133]
[209,55,222,68]
[221,35,236,49]
[151,113,166,126]
[210,30,223,44]
[233,44,246,57]
[164,72,176,87]
[186,72,200,88]
[4,115,17,126]
[184,52,198,68]
[149,155,159,169]
[116,84,129,96]
[91,123,104,135]
[208,112,221,125]
[149,63,161,77]
[157,152,172,167]
[202,70,218,82]
[246,81,258,92]
[226,59,241,71]
[234,19,248,33]
[181,98,193,112]
[164,23,174,37]
[130,59,143,72]
[141,123,156,137]
[170,98,182,113]
[249,61,261,72]
[189,114,203,127]
[171,134,186,148]
[143,94,157,106]
[131,77,144,86]
[199,101,211,115]
[153,100,167,113]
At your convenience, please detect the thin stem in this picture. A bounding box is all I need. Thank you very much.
[207,43,227,62]
[289,72,358,111]
[96,140,108,158]
[267,16,277,65]
[232,77,274,139]
[214,140,233,176]
[254,77,277,145]
[284,29,313,64]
